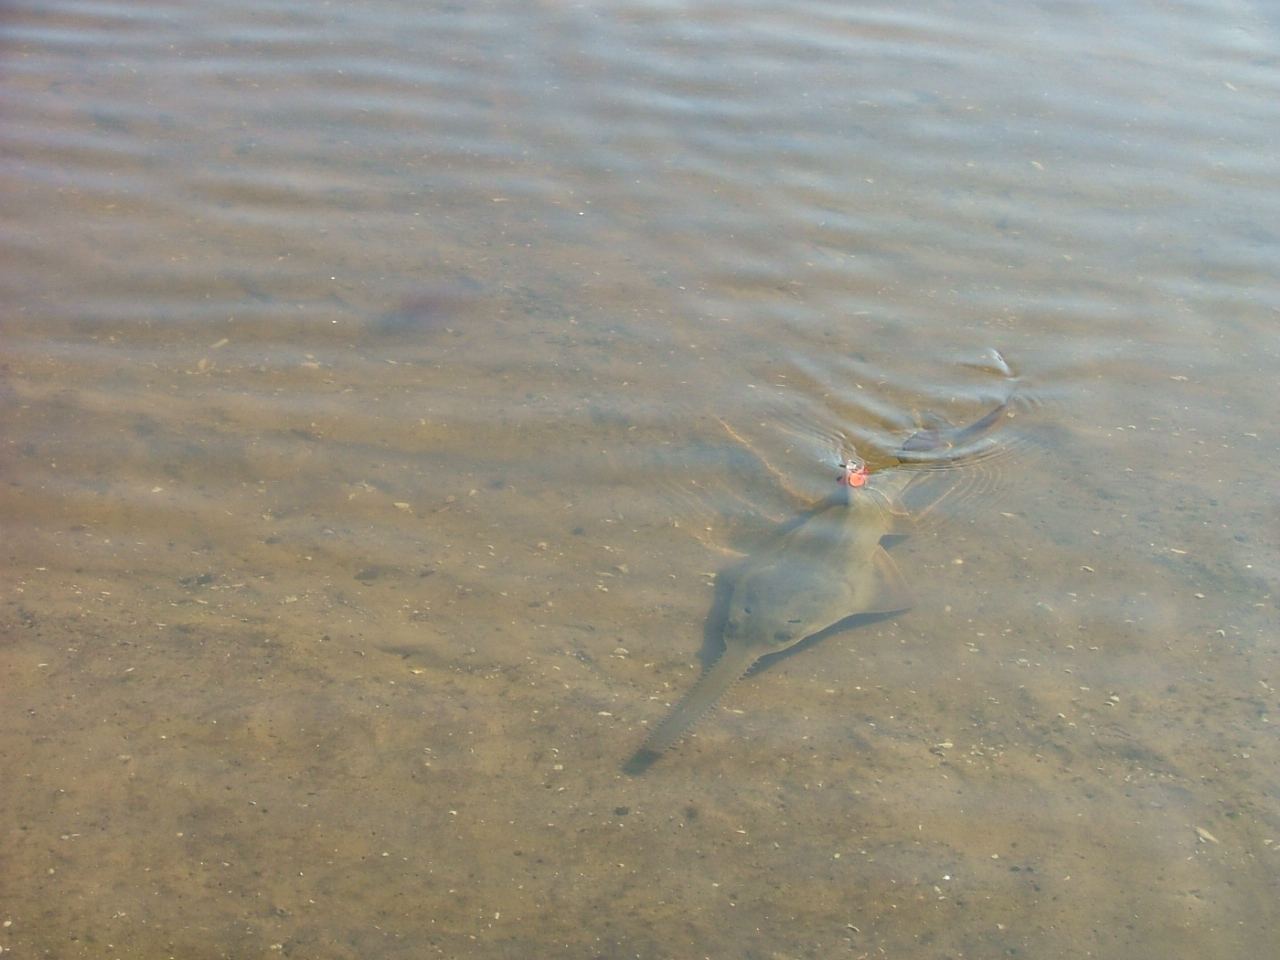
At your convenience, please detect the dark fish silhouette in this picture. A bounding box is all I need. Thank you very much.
[626,396,1014,772]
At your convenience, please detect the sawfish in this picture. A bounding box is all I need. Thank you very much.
[625,397,1013,772]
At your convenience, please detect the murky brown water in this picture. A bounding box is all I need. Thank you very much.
[3,0,1279,957]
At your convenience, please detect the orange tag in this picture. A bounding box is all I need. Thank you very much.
[839,462,869,487]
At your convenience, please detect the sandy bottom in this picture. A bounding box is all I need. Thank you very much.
[2,344,1276,959]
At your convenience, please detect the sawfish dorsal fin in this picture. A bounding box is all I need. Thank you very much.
[858,545,913,615]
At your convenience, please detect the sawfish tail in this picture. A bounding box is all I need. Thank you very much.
[624,642,761,774]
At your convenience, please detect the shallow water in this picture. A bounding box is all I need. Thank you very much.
[3,0,1279,957]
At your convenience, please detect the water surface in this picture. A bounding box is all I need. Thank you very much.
[3,0,1279,957]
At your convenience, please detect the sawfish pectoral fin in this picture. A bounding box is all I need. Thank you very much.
[898,468,968,522]
[861,545,913,614]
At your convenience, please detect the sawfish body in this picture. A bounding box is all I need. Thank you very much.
[627,467,913,767]
[626,399,1011,771]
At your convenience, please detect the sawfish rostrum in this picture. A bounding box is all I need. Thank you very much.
[626,399,1012,772]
